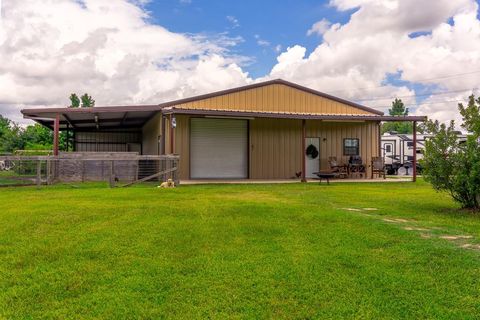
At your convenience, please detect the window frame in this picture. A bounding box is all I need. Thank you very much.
[343,138,360,156]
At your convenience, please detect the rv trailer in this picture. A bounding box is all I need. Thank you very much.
[381,132,466,175]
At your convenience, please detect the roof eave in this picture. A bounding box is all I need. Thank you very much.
[164,108,425,122]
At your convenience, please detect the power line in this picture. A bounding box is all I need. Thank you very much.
[326,70,480,94]
[374,99,469,109]
[354,87,479,102]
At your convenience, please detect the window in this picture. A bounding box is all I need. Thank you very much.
[407,141,413,147]
[344,138,359,156]
[385,145,392,153]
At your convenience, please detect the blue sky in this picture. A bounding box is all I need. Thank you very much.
[1,0,479,125]
[146,0,353,78]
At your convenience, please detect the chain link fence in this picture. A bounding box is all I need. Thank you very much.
[0,153,179,188]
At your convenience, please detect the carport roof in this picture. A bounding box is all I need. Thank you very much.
[21,105,163,130]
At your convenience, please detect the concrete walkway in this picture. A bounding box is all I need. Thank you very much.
[180,178,413,185]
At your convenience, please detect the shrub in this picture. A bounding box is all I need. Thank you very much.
[423,95,480,210]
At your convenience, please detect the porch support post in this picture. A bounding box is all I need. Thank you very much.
[66,123,69,152]
[169,114,175,154]
[53,113,60,156]
[301,119,306,183]
[412,121,417,182]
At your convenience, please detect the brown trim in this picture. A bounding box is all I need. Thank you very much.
[301,119,306,183]
[164,108,426,122]
[413,121,417,182]
[22,105,161,115]
[247,119,251,179]
[60,117,150,124]
[378,121,381,159]
[53,114,60,156]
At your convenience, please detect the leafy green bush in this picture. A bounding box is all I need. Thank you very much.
[423,95,480,209]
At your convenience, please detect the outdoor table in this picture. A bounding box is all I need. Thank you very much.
[313,171,336,184]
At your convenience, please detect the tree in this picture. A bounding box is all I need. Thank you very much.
[80,93,95,108]
[389,98,409,116]
[422,95,480,210]
[0,121,25,152]
[22,124,53,150]
[0,115,11,141]
[0,115,72,153]
[69,93,80,108]
[381,98,413,134]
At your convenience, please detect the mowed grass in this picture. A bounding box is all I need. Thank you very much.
[1,181,480,319]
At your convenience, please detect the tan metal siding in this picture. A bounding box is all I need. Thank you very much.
[141,112,162,155]
[307,121,380,177]
[75,131,141,153]
[172,116,380,180]
[174,115,190,180]
[175,83,375,115]
[249,119,302,179]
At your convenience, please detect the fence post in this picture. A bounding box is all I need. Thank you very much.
[46,159,51,185]
[109,160,115,188]
[82,160,85,182]
[174,158,180,186]
[36,160,42,187]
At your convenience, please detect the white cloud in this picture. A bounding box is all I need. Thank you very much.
[226,15,239,28]
[254,34,270,47]
[0,0,251,124]
[266,0,480,124]
[1,0,480,128]
[307,19,331,37]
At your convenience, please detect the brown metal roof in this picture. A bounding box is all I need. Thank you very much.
[22,108,160,131]
[21,79,419,130]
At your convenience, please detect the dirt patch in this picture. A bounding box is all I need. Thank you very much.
[342,208,363,212]
[461,244,480,250]
[383,218,412,223]
[363,208,378,211]
[439,235,473,240]
[420,233,432,239]
[403,226,430,231]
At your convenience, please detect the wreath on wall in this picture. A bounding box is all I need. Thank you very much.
[306,144,319,159]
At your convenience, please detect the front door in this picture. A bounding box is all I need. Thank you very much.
[305,138,320,178]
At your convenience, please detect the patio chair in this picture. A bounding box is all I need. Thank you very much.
[348,156,366,178]
[371,156,386,179]
[328,157,348,179]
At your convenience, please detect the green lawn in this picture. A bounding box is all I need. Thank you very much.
[1,180,480,319]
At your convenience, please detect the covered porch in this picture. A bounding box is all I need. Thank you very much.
[163,108,426,182]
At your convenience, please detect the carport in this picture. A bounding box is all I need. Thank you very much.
[22,105,163,155]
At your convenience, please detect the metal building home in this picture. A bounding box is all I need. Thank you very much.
[21,79,425,182]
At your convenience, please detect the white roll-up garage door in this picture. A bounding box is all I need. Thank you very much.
[190,118,248,179]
